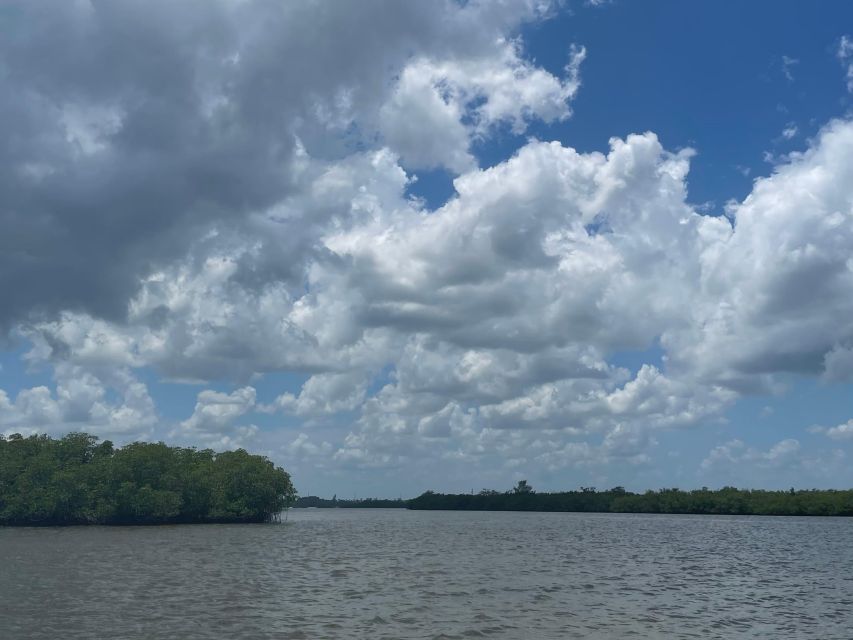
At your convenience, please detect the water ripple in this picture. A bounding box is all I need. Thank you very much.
[2,510,852,638]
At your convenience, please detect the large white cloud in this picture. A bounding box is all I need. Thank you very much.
[0,0,559,329]
[699,437,848,488]
[12,118,853,477]
[380,40,585,172]
[178,386,258,448]
[0,362,157,440]
[5,1,853,484]
[664,119,853,391]
[14,119,853,474]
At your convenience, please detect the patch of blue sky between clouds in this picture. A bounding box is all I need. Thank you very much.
[0,342,53,398]
[519,0,853,209]
[608,341,665,376]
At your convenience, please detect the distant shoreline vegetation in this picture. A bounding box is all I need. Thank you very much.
[0,433,296,526]
[297,480,853,516]
[406,481,853,517]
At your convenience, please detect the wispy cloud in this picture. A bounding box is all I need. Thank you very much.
[781,55,799,82]
[839,35,853,92]
[781,123,798,140]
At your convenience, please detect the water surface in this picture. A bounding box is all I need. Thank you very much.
[2,509,852,638]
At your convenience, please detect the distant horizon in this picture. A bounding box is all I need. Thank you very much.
[297,485,853,518]
[297,484,853,501]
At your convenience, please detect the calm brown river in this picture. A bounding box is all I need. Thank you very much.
[2,509,852,639]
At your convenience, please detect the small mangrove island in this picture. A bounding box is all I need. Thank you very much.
[407,481,853,516]
[0,432,295,526]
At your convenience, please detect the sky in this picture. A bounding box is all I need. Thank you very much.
[2,0,853,497]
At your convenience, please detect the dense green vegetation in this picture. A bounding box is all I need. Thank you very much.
[408,481,853,516]
[295,495,407,508]
[0,433,296,526]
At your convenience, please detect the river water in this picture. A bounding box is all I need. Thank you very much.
[2,509,852,639]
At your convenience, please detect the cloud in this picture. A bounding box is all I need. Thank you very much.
[0,363,156,440]
[177,386,258,448]
[700,438,801,471]
[263,372,368,416]
[824,345,853,382]
[18,117,853,473]
[664,119,853,392]
[0,0,557,330]
[380,40,585,173]
[781,55,799,82]
[699,437,850,488]
[839,35,853,92]
[825,419,853,440]
[5,2,853,481]
[286,433,334,459]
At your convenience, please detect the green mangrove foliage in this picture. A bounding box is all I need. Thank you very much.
[0,432,296,526]
[408,483,853,516]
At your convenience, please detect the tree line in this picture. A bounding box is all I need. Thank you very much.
[407,481,853,516]
[0,432,296,526]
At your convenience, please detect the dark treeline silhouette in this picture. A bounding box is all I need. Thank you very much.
[295,495,407,508]
[408,481,853,516]
[0,432,296,526]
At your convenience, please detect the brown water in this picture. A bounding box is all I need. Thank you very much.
[2,509,852,639]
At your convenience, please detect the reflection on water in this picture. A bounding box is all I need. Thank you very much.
[2,509,852,639]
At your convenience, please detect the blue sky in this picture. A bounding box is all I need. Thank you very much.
[2,0,853,497]
[524,1,851,203]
